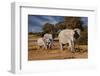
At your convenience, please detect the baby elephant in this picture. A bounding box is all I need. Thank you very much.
[37,38,47,50]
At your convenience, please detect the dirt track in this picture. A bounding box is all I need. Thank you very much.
[28,45,88,60]
[28,35,88,61]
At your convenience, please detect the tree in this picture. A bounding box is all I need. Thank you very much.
[55,17,84,32]
[55,22,66,30]
[42,23,54,33]
[64,17,84,31]
[42,23,56,38]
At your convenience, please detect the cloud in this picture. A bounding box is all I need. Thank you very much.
[81,17,88,26]
[28,15,64,32]
[28,24,42,32]
[28,16,43,26]
[41,16,64,24]
[28,15,88,32]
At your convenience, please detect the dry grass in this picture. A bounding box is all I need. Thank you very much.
[28,35,88,61]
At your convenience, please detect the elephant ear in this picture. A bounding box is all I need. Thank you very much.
[74,30,79,39]
[73,28,80,40]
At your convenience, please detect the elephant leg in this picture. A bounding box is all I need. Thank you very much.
[60,43,63,51]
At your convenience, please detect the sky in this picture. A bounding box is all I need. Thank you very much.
[28,15,88,32]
